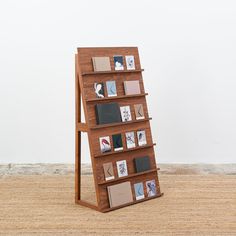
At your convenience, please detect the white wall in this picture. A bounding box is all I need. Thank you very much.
[0,0,236,164]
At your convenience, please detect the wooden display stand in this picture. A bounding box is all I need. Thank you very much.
[75,47,163,212]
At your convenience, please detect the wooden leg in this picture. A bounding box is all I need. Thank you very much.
[78,131,81,200]
[75,54,81,202]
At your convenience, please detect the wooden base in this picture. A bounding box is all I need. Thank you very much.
[76,200,99,211]
[76,193,164,213]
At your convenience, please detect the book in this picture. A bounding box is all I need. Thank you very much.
[94,83,105,98]
[120,106,132,122]
[92,57,111,72]
[116,160,128,177]
[125,55,135,70]
[125,131,136,149]
[146,180,157,197]
[134,156,151,173]
[95,103,121,125]
[103,162,115,181]
[106,81,117,97]
[137,130,147,146]
[134,104,145,120]
[107,182,133,208]
[124,80,141,95]
[112,134,123,151]
[99,136,111,153]
[113,55,124,70]
[134,182,145,200]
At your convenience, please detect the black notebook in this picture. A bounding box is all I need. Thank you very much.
[134,156,151,173]
[112,134,123,151]
[95,103,121,125]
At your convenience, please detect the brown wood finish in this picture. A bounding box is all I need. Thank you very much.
[75,47,163,212]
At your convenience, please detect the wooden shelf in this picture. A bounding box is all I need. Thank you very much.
[90,117,152,130]
[102,193,164,213]
[82,69,144,76]
[94,143,156,158]
[86,93,148,103]
[98,168,160,185]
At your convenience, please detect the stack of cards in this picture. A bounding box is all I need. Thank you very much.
[137,130,147,146]
[120,106,132,122]
[125,132,135,149]
[116,160,128,177]
[106,81,117,97]
[99,136,112,153]
[134,104,144,120]
[112,134,123,151]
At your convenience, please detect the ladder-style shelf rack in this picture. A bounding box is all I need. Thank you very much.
[75,47,163,213]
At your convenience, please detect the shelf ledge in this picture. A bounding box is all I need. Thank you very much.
[86,93,148,103]
[94,143,156,158]
[91,117,152,130]
[98,168,159,185]
[82,69,144,76]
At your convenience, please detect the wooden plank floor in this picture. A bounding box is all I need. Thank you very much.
[0,174,235,235]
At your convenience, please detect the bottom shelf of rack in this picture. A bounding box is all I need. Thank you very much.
[102,192,164,213]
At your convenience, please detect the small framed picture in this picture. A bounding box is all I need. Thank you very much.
[99,136,111,153]
[125,131,136,149]
[112,134,123,151]
[116,160,128,177]
[134,104,145,120]
[106,81,117,97]
[94,83,105,98]
[137,130,147,146]
[134,182,145,200]
[146,180,157,197]
[120,106,132,122]
[113,55,124,70]
[125,55,135,70]
[103,162,115,181]
[123,80,141,95]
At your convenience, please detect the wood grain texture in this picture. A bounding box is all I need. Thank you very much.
[75,47,161,211]
[0,174,235,235]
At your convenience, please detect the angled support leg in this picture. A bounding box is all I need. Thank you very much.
[75,54,81,202]
[75,54,99,211]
